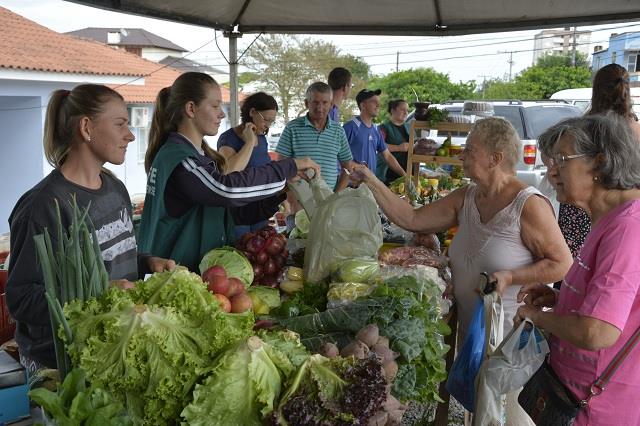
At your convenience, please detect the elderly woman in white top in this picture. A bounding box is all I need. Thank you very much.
[350,117,572,339]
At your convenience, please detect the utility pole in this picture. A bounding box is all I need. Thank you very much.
[571,26,578,67]
[396,51,400,72]
[499,51,515,81]
[478,75,491,99]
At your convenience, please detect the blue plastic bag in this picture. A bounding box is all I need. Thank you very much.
[445,298,486,412]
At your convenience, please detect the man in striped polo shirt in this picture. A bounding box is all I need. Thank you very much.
[275,81,354,190]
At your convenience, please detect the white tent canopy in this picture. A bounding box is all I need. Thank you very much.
[64,0,640,124]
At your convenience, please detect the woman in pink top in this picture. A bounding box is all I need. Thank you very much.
[516,113,640,425]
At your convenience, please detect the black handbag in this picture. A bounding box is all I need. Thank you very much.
[519,326,640,425]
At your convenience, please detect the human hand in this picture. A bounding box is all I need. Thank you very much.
[490,270,513,295]
[513,303,542,328]
[348,163,375,185]
[110,279,134,290]
[400,142,410,152]
[147,256,177,273]
[242,123,258,146]
[517,283,557,308]
[442,282,454,300]
[293,158,321,181]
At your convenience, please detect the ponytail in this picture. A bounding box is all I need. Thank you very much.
[202,142,226,171]
[43,85,123,169]
[146,87,172,173]
[589,64,634,120]
[145,72,223,173]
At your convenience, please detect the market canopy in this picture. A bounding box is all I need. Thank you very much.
[64,0,640,36]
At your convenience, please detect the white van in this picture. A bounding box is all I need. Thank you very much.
[551,87,640,114]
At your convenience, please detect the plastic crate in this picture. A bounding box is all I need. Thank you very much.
[1,270,15,345]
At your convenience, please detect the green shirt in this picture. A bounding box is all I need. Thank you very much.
[276,114,352,188]
[137,142,234,272]
[377,120,410,183]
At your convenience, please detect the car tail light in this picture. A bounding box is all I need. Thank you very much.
[523,145,536,165]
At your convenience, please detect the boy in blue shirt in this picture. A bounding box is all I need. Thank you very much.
[343,89,406,179]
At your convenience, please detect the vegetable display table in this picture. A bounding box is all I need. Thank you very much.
[435,303,458,426]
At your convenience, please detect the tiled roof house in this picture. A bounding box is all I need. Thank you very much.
[0,6,234,233]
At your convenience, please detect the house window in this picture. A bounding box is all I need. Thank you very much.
[137,127,149,163]
[125,46,142,56]
[129,107,150,163]
[627,53,640,72]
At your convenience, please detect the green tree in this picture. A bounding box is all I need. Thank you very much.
[369,68,476,121]
[536,52,590,68]
[242,34,370,123]
[481,53,592,100]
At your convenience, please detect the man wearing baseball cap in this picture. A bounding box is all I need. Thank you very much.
[343,89,406,180]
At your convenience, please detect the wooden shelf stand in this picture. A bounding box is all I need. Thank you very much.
[405,120,472,185]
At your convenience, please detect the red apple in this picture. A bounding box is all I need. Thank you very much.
[227,277,245,297]
[213,294,231,313]
[207,274,230,295]
[230,293,253,313]
[202,265,227,283]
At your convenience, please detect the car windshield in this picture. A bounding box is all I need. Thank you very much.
[522,106,582,139]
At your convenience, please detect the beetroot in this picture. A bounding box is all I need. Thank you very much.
[252,263,264,279]
[261,274,278,288]
[245,235,266,254]
[265,237,285,256]
[274,254,286,269]
[255,250,269,265]
[264,258,278,276]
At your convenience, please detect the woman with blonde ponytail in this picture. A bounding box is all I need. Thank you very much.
[138,72,320,271]
[7,84,175,374]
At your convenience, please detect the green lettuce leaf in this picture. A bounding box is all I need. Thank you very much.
[181,336,284,426]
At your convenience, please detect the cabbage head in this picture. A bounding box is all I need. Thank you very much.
[199,246,254,287]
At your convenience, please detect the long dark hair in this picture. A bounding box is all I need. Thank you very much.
[589,64,634,120]
[146,72,225,173]
[240,92,278,123]
[44,84,123,168]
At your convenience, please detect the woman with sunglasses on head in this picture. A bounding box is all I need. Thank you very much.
[217,92,278,237]
[139,73,319,272]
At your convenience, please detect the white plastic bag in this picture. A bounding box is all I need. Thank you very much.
[304,183,382,283]
[473,317,547,426]
[484,318,549,394]
[472,291,505,426]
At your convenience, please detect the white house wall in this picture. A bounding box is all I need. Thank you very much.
[0,78,151,236]
[141,47,184,62]
[0,95,44,235]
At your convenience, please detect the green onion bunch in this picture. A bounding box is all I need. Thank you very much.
[33,196,109,379]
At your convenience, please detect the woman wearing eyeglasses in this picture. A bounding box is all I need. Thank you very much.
[515,113,640,426]
[218,92,277,173]
[139,73,319,271]
[217,92,280,237]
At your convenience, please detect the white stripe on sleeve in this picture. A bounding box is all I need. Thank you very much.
[182,158,286,199]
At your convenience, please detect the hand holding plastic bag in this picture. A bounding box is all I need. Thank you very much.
[484,318,549,394]
[445,298,487,412]
[304,182,382,283]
